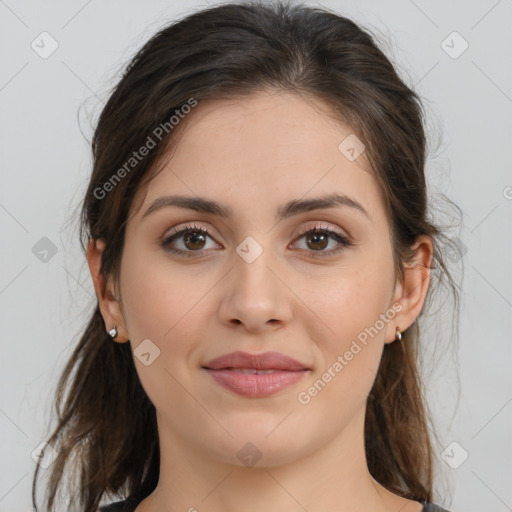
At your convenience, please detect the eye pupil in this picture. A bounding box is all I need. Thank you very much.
[307,233,328,250]
[184,231,206,250]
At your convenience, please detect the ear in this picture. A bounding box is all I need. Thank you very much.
[86,238,129,343]
[384,235,434,344]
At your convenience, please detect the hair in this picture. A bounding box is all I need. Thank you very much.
[32,1,461,511]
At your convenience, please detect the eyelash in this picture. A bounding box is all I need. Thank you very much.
[160,222,353,258]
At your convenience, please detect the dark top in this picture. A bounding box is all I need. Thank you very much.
[99,496,450,511]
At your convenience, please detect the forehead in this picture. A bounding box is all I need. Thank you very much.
[172,91,372,170]
[131,91,383,222]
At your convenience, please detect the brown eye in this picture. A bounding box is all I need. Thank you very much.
[305,232,329,251]
[182,230,207,250]
[292,226,353,257]
[161,223,220,256]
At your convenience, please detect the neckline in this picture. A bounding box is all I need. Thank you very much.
[117,496,436,511]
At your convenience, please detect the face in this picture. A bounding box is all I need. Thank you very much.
[104,91,411,467]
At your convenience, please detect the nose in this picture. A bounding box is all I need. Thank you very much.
[217,241,293,333]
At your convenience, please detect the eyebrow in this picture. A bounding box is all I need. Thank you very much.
[142,192,370,221]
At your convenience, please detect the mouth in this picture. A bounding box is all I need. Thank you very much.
[202,351,310,397]
[218,368,289,374]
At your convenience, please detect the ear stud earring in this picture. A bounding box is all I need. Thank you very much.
[395,326,402,341]
[108,326,118,339]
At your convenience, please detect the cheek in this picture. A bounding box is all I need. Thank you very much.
[292,275,391,435]
[120,248,211,343]
[119,252,213,410]
[302,258,394,389]
[313,261,393,341]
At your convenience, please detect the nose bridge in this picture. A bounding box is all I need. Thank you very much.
[232,234,277,298]
[218,233,292,329]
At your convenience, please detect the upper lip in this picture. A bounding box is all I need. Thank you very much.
[203,351,309,371]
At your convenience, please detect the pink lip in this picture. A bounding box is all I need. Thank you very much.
[202,351,310,398]
[203,351,309,371]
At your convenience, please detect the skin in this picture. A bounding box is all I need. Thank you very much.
[87,91,432,512]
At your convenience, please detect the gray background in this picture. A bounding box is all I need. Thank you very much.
[1,1,511,511]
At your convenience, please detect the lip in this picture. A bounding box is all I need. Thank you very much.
[203,351,309,371]
[202,351,310,398]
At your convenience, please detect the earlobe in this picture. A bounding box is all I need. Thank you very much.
[86,238,130,343]
[385,235,433,344]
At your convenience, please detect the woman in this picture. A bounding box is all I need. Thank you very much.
[32,2,460,511]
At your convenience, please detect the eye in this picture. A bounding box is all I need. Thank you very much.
[160,223,220,256]
[291,225,353,257]
[160,223,353,258]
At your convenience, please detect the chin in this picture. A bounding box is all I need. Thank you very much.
[202,419,314,468]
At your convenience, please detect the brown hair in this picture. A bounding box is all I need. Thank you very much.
[32,1,461,510]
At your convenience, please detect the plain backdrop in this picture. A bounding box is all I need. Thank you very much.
[0,1,511,511]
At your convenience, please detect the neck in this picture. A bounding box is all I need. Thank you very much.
[135,406,420,512]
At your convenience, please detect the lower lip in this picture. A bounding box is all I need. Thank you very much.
[204,369,309,397]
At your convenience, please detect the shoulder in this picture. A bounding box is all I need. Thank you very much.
[422,502,451,512]
[99,497,142,512]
